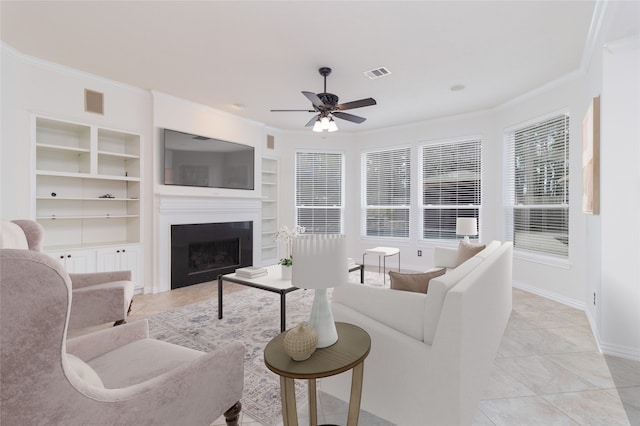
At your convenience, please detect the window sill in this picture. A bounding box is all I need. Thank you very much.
[514,249,572,269]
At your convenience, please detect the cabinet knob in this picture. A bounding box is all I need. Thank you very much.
[122,249,126,253]
[67,255,71,258]
[59,255,64,259]
[116,250,120,253]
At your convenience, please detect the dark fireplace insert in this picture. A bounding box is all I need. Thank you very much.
[171,221,253,289]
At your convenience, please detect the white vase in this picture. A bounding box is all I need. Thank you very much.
[281,265,292,280]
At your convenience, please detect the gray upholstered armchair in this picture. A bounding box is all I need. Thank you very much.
[1,248,245,425]
[0,219,133,330]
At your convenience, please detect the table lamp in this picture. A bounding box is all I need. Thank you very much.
[292,234,347,348]
[456,217,478,243]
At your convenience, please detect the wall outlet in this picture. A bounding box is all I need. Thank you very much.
[417,250,422,257]
[593,292,596,306]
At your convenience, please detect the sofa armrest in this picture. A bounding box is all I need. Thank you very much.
[433,247,458,269]
[332,284,427,341]
[66,319,149,361]
[70,271,132,289]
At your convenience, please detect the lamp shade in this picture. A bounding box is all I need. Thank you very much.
[292,234,347,289]
[456,218,478,237]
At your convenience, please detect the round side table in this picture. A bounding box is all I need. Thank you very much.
[264,322,371,426]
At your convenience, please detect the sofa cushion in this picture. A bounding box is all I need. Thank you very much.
[389,269,446,294]
[66,354,104,388]
[456,241,486,266]
[332,283,427,341]
[423,256,484,344]
[0,221,28,250]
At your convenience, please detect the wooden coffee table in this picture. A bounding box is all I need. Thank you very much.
[264,322,371,426]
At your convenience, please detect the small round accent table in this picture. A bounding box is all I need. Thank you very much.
[264,322,371,426]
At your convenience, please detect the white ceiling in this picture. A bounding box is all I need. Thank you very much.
[1,1,637,133]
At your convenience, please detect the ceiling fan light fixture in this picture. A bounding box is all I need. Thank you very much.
[327,118,338,132]
[312,119,323,132]
[320,115,330,130]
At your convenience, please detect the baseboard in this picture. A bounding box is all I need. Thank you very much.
[598,342,640,362]
[518,281,640,363]
[512,280,585,310]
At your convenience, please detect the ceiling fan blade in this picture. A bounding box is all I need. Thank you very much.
[302,91,326,109]
[335,97,377,111]
[332,111,367,124]
[271,109,316,112]
[305,114,320,127]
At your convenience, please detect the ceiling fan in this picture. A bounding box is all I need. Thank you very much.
[271,67,377,131]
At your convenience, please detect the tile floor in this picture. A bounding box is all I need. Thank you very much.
[127,276,640,426]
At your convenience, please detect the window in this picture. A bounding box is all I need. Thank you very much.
[504,114,569,257]
[364,147,411,238]
[421,139,481,241]
[295,151,343,234]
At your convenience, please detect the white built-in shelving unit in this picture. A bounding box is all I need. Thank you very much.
[33,116,144,289]
[261,157,278,265]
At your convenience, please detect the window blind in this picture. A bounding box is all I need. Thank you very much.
[421,139,481,240]
[504,114,569,257]
[295,151,343,234]
[364,147,411,238]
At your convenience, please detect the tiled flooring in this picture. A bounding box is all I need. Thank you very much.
[127,277,640,426]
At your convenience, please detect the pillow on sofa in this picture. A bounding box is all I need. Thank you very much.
[456,241,486,266]
[389,268,446,293]
[66,354,105,388]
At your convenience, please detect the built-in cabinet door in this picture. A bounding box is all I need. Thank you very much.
[47,249,96,274]
[96,244,142,289]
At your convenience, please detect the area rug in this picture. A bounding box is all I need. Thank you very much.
[147,270,386,426]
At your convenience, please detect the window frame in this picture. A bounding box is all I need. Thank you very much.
[503,111,570,262]
[361,145,412,239]
[294,150,345,234]
[419,137,482,243]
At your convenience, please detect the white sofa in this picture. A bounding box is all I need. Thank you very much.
[322,241,513,426]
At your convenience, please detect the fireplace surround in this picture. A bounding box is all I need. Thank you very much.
[171,221,253,289]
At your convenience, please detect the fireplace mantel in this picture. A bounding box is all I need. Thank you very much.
[155,195,262,293]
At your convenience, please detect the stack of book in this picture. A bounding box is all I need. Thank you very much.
[235,266,268,279]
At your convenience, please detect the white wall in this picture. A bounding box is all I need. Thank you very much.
[598,38,640,359]
[0,44,154,290]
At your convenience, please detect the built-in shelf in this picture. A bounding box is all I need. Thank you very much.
[33,115,144,289]
[261,157,278,265]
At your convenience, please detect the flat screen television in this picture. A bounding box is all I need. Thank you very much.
[163,128,255,190]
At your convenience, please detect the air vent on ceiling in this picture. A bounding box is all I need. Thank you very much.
[192,136,210,140]
[363,66,391,80]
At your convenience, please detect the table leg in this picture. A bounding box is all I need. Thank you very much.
[347,362,365,426]
[218,276,223,320]
[280,376,298,426]
[308,379,318,426]
[360,264,364,284]
[280,292,287,332]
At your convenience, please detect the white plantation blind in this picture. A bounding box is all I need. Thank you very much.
[504,114,570,257]
[295,151,343,234]
[422,139,481,241]
[364,147,411,238]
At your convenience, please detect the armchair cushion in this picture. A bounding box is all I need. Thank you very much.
[87,338,204,388]
[389,268,446,294]
[66,354,105,388]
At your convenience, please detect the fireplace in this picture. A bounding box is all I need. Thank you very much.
[171,221,253,289]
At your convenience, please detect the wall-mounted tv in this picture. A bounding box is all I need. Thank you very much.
[163,128,255,190]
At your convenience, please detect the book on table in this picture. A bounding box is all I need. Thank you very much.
[235,266,268,278]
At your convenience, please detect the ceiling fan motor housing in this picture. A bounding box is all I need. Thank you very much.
[318,93,339,108]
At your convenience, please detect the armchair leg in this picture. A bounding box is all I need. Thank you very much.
[224,401,242,426]
[114,299,134,326]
